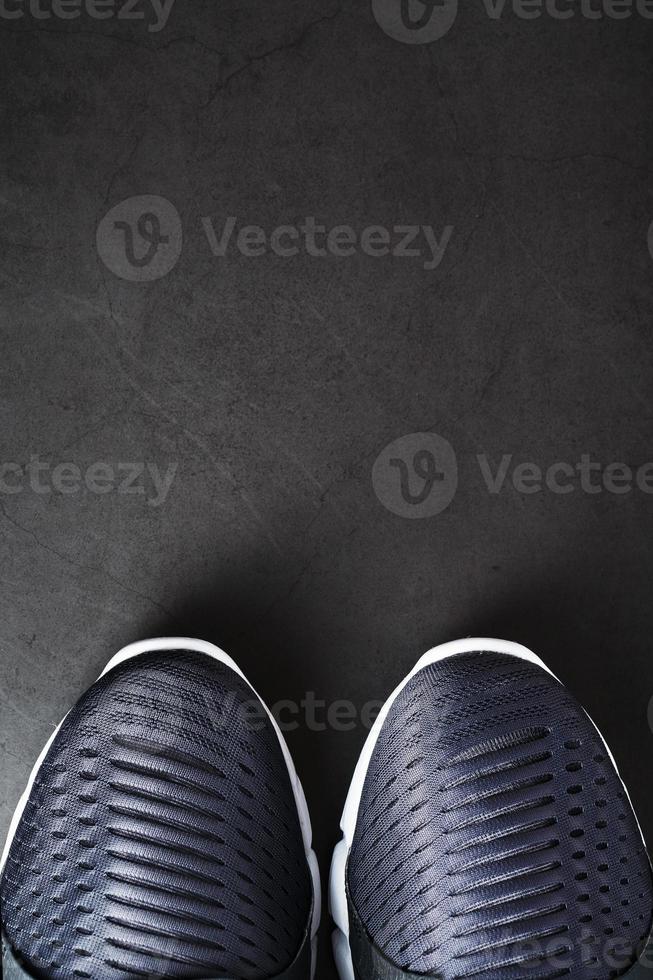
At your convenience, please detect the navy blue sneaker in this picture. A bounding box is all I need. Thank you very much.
[331,638,653,980]
[1,638,319,980]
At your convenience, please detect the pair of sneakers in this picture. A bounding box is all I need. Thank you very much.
[1,636,652,980]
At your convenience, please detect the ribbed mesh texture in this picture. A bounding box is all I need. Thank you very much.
[348,652,653,979]
[1,651,312,980]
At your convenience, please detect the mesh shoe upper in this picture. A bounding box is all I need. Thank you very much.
[347,650,653,979]
[1,650,312,980]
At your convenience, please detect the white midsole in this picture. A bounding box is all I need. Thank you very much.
[0,637,321,976]
[328,636,649,980]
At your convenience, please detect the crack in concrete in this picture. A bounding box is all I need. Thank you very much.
[200,6,342,111]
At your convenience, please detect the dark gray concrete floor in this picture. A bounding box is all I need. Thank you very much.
[1,2,653,977]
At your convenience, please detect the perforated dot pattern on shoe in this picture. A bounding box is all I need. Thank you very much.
[348,652,653,980]
[1,651,312,980]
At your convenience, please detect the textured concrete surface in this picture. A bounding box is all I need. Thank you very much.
[1,2,653,976]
